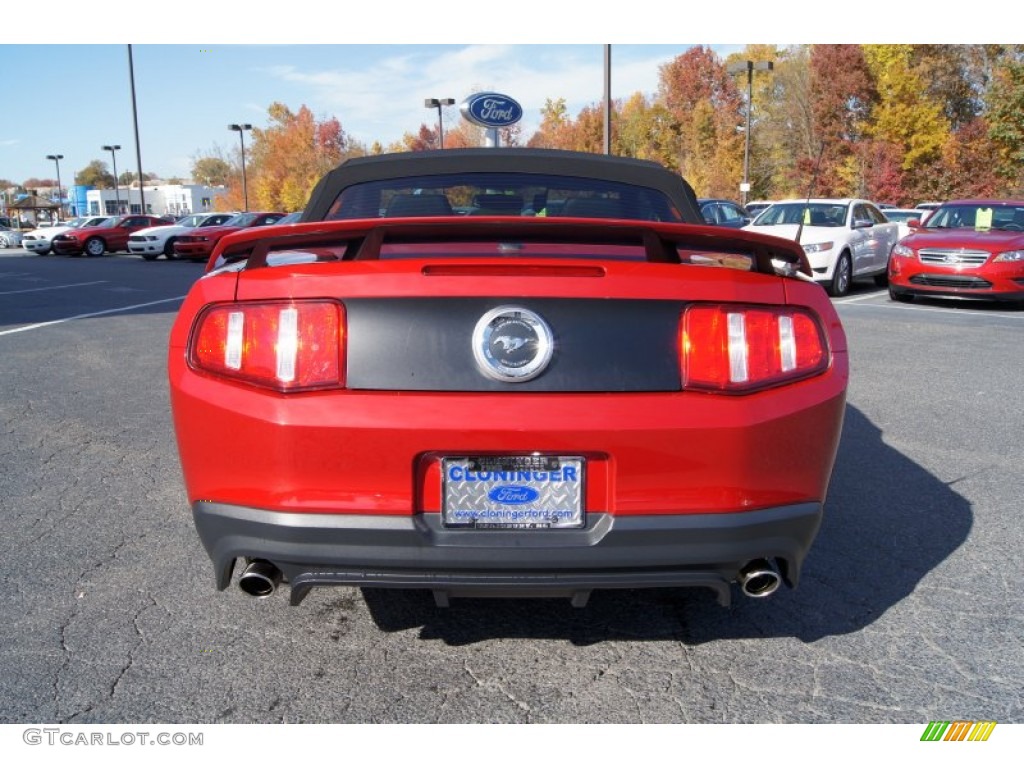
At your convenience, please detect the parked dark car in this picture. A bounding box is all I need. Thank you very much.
[698,198,753,228]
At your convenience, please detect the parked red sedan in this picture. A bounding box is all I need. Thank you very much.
[889,199,1024,304]
[50,214,173,256]
[172,211,286,262]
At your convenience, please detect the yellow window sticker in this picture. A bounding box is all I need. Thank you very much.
[975,207,993,230]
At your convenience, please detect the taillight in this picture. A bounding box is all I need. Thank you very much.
[681,304,829,392]
[189,301,344,391]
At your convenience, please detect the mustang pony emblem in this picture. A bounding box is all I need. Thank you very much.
[492,335,527,353]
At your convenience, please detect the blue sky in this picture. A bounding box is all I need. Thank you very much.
[0,43,737,186]
[1,3,959,187]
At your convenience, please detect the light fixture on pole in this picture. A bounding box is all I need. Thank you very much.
[228,123,253,212]
[102,145,122,214]
[46,154,64,220]
[727,60,773,206]
[424,98,455,149]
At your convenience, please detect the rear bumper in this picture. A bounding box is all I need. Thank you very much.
[194,500,823,605]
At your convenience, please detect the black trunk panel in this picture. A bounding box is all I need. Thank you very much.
[344,298,683,392]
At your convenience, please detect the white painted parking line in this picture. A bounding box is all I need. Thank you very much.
[839,300,1024,321]
[0,280,108,296]
[0,295,186,337]
[833,291,886,304]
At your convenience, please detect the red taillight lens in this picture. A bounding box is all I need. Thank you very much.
[189,301,344,391]
[681,304,829,392]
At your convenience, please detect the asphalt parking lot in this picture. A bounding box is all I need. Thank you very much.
[0,248,1021,725]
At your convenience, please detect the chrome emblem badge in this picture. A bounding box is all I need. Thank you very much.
[473,306,554,382]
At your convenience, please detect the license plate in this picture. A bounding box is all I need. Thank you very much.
[442,456,585,529]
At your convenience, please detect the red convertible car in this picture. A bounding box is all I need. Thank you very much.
[169,149,848,608]
[889,199,1024,303]
[172,211,286,261]
[51,214,173,256]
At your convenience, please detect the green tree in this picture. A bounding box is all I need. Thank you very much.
[118,171,156,186]
[75,160,114,189]
[191,155,233,186]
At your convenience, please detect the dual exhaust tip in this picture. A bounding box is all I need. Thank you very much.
[238,559,282,598]
[738,558,782,598]
[237,557,783,601]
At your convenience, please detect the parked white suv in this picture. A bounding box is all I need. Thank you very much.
[128,212,237,260]
[22,216,109,255]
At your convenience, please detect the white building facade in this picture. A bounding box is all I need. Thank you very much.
[85,184,228,217]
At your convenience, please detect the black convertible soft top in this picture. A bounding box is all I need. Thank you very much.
[301,148,703,224]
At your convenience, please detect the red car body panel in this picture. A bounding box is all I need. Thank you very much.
[173,212,285,259]
[51,215,170,255]
[889,199,1024,302]
[169,216,847,605]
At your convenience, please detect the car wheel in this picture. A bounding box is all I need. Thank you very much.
[889,287,914,303]
[827,252,852,297]
[84,237,106,257]
[163,238,177,259]
[0,234,10,248]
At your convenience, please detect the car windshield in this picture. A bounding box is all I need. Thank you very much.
[925,204,1024,231]
[752,203,848,227]
[96,217,121,229]
[200,214,234,227]
[884,211,923,223]
[176,214,205,227]
[325,172,684,222]
[222,213,257,227]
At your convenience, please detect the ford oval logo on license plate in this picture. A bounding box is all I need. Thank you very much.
[442,456,585,529]
[488,485,540,505]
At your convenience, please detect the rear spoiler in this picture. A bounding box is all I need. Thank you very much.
[212,218,813,279]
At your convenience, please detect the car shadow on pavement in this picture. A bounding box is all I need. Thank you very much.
[361,404,972,645]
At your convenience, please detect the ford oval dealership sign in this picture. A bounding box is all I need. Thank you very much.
[461,92,523,128]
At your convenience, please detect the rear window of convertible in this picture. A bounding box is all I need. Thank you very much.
[323,172,684,222]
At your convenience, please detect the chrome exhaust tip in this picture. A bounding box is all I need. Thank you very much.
[238,559,282,598]
[738,558,781,598]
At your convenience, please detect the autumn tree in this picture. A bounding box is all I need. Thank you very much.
[235,103,362,213]
[657,46,744,197]
[863,45,948,173]
[809,45,876,198]
[443,119,486,149]
[614,92,676,167]
[527,98,572,149]
[986,52,1024,193]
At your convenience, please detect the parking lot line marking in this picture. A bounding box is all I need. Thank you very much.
[840,301,1024,321]
[0,280,108,296]
[833,291,886,304]
[0,295,186,337]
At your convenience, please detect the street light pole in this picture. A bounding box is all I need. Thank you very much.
[424,98,455,149]
[727,60,773,206]
[102,144,122,214]
[228,123,253,212]
[46,154,64,220]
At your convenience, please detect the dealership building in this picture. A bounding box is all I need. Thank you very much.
[71,183,229,218]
